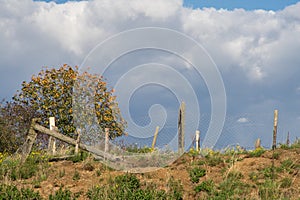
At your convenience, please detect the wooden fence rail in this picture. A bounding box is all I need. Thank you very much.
[19,119,119,163]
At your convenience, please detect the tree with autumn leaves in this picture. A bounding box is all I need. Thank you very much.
[13,64,126,141]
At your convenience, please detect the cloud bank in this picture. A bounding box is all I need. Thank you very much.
[1,0,300,148]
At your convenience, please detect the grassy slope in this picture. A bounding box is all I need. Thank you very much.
[0,146,300,199]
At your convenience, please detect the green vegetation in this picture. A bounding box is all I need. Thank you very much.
[86,174,182,200]
[189,167,206,183]
[0,184,42,200]
[247,147,265,157]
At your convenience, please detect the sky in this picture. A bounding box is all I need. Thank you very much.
[1,0,300,150]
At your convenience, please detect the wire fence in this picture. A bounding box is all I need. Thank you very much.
[112,112,299,151]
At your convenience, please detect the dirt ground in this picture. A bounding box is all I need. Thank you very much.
[11,148,300,199]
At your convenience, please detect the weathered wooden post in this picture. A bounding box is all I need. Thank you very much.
[48,117,56,155]
[152,126,160,150]
[272,110,278,150]
[255,138,261,149]
[178,101,185,153]
[286,132,290,146]
[75,129,81,155]
[20,118,39,163]
[195,130,200,152]
[105,128,109,153]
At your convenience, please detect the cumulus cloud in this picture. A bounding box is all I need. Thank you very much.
[0,0,300,147]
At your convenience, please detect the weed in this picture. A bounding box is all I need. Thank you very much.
[272,151,280,159]
[72,170,80,181]
[87,174,182,200]
[280,177,292,188]
[194,180,215,194]
[248,147,265,157]
[95,169,101,177]
[205,154,223,167]
[58,169,65,178]
[189,167,206,183]
[0,184,42,199]
[69,151,89,163]
[258,179,280,200]
[49,187,76,200]
[167,176,183,200]
[249,171,259,182]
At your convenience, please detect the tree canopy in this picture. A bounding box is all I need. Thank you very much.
[13,64,125,140]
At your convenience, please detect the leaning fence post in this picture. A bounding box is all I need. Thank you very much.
[272,110,278,150]
[152,126,160,150]
[20,118,39,163]
[105,128,109,153]
[48,117,56,155]
[195,130,200,152]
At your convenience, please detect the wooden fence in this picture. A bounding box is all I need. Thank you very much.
[19,106,285,163]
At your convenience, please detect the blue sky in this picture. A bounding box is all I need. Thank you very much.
[184,0,300,10]
[1,0,300,150]
[35,0,300,10]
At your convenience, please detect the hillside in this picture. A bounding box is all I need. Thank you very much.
[0,145,300,199]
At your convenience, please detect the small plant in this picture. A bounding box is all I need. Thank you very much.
[188,148,199,157]
[167,176,183,200]
[248,147,265,157]
[290,138,300,149]
[258,179,280,200]
[227,170,243,180]
[249,171,259,182]
[262,166,277,179]
[205,153,223,167]
[272,151,280,159]
[279,158,299,173]
[95,169,101,177]
[194,180,215,194]
[69,151,89,163]
[49,187,74,200]
[58,169,65,178]
[72,170,80,181]
[189,167,206,183]
[280,177,292,188]
[279,143,290,150]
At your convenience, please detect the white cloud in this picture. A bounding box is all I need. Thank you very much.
[1,0,300,149]
[237,117,249,123]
